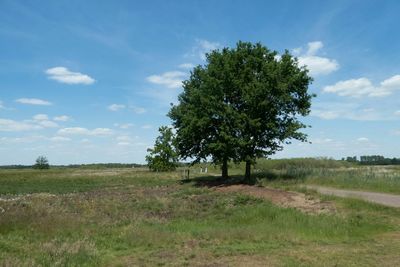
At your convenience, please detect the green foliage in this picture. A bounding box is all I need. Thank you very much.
[256,157,353,170]
[169,41,313,179]
[342,155,400,165]
[33,156,50,170]
[146,126,178,172]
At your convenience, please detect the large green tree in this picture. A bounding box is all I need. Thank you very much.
[169,41,313,181]
[146,126,178,172]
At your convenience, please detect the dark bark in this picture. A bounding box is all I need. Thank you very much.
[245,160,251,183]
[221,158,228,179]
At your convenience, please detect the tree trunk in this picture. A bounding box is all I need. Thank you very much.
[221,158,228,180]
[245,160,251,184]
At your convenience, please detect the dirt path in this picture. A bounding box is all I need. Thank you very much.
[306,185,400,208]
[213,185,336,214]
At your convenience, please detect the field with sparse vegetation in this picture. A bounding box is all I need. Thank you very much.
[1,160,400,266]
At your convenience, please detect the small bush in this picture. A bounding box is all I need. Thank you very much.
[33,156,50,170]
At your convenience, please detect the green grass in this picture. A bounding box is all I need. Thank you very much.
[0,167,399,266]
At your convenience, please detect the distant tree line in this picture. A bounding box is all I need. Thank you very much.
[342,155,400,165]
[0,163,147,169]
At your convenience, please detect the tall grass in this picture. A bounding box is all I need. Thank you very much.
[246,159,400,194]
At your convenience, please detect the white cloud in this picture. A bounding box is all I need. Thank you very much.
[380,75,400,88]
[198,39,220,51]
[394,110,400,116]
[53,115,71,122]
[292,47,302,55]
[295,41,339,76]
[115,136,142,146]
[0,135,46,144]
[108,104,125,111]
[116,135,133,142]
[311,138,334,144]
[306,41,323,56]
[357,137,369,142]
[33,114,49,121]
[0,101,4,109]
[186,39,221,61]
[16,98,52,106]
[323,78,374,97]
[45,67,95,85]
[132,106,146,114]
[114,123,134,129]
[0,118,41,131]
[32,114,59,128]
[117,142,131,146]
[323,75,400,98]
[311,110,340,120]
[298,56,339,76]
[146,71,186,88]
[178,63,195,69]
[38,120,59,128]
[58,127,113,136]
[141,124,152,129]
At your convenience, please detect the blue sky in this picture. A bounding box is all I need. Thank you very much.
[1,0,400,165]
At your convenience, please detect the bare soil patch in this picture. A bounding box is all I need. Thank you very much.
[214,185,335,214]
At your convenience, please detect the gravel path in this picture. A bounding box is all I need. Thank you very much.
[306,185,400,208]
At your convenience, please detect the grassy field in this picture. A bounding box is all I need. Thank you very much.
[1,165,400,266]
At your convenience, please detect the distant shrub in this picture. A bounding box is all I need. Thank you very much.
[33,156,50,170]
[255,157,353,171]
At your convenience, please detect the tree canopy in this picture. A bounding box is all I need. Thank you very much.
[169,41,314,182]
[146,126,178,172]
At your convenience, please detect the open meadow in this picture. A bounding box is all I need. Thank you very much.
[1,160,400,266]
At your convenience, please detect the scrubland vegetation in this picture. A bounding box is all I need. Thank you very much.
[1,159,400,266]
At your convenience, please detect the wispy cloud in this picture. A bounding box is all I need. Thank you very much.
[294,41,339,76]
[32,114,59,128]
[0,118,41,132]
[132,106,146,114]
[53,115,71,122]
[108,104,125,111]
[357,137,369,142]
[146,71,187,88]
[33,114,49,121]
[45,67,95,85]
[311,102,384,121]
[187,39,221,61]
[58,127,113,136]
[323,75,400,97]
[114,123,134,129]
[69,26,140,58]
[16,98,52,106]
[178,63,195,69]
[0,135,46,144]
